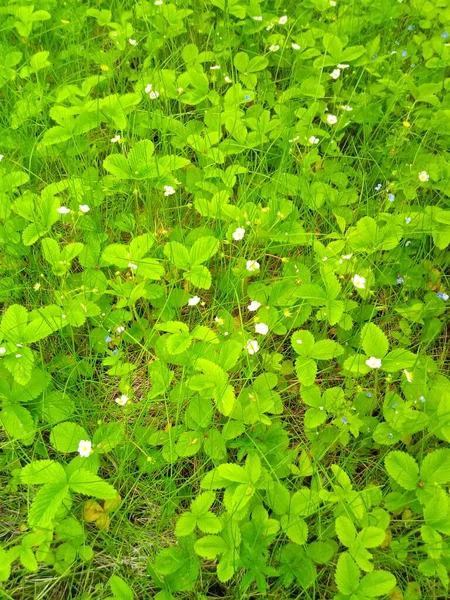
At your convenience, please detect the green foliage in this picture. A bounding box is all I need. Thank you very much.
[0,0,449,598]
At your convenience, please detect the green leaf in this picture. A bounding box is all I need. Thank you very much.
[0,402,35,441]
[1,304,28,343]
[361,323,389,358]
[355,527,385,548]
[335,516,356,547]
[164,241,190,270]
[103,154,132,179]
[175,512,197,537]
[189,236,219,265]
[420,449,450,485]
[166,332,192,355]
[50,421,89,453]
[185,264,212,289]
[68,468,117,499]
[310,339,343,360]
[358,570,396,597]
[21,460,67,484]
[195,535,228,559]
[295,357,317,386]
[109,575,134,600]
[385,451,419,490]
[335,552,360,595]
[28,482,70,528]
[280,514,308,544]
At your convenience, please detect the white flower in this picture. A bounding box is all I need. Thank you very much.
[116,326,125,333]
[246,339,259,355]
[232,227,245,241]
[289,136,299,143]
[0,347,6,355]
[341,105,353,111]
[403,369,413,383]
[154,0,163,4]
[366,357,382,369]
[352,274,366,289]
[188,296,200,306]
[16,354,22,358]
[269,45,280,52]
[177,87,183,94]
[248,300,261,312]
[279,15,288,24]
[341,253,353,260]
[163,185,176,196]
[57,206,71,214]
[327,114,338,125]
[246,260,260,272]
[79,205,90,213]
[338,63,349,68]
[418,171,429,182]
[255,322,269,335]
[330,68,341,79]
[253,16,263,21]
[149,90,160,100]
[111,134,121,143]
[330,0,337,5]
[0,154,3,161]
[145,83,153,93]
[78,440,92,457]
[129,39,138,46]
[115,394,129,406]
[214,316,224,325]
[224,75,232,83]
[292,43,301,50]
[210,65,221,70]
[308,136,320,144]
[128,262,138,270]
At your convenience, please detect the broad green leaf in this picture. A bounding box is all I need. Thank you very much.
[164,241,190,270]
[361,323,389,358]
[335,552,360,595]
[310,339,343,360]
[175,512,197,537]
[185,264,212,289]
[358,570,396,597]
[295,357,317,387]
[420,449,450,485]
[385,451,419,490]
[194,535,228,558]
[335,516,356,547]
[68,468,117,499]
[21,460,67,484]
[50,422,90,453]
[189,236,219,265]
[109,575,134,600]
[28,482,70,528]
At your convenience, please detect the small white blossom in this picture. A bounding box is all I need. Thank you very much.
[0,347,6,355]
[79,204,90,213]
[57,206,71,214]
[289,136,300,143]
[338,63,349,68]
[248,300,261,312]
[279,15,288,24]
[128,262,138,270]
[188,296,200,306]
[149,90,160,100]
[253,16,263,21]
[0,155,4,161]
[418,171,429,182]
[341,253,353,260]
[129,39,138,46]
[246,260,260,272]
[116,326,125,333]
[309,136,320,144]
[210,65,221,70]
[111,134,121,143]
[163,185,176,196]
[292,43,301,50]
[214,316,224,325]
[16,354,22,358]
[115,394,129,406]
[330,68,341,79]
[255,322,269,335]
[269,45,280,52]
[352,274,366,289]
[366,357,382,369]
[327,114,338,125]
[145,83,153,93]
[224,75,232,83]
[232,227,245,241]
[154,0,163,4]
[330,0,337,5]
[246,339,259,355]
[78,440,92,457]
[341,105,353,111]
